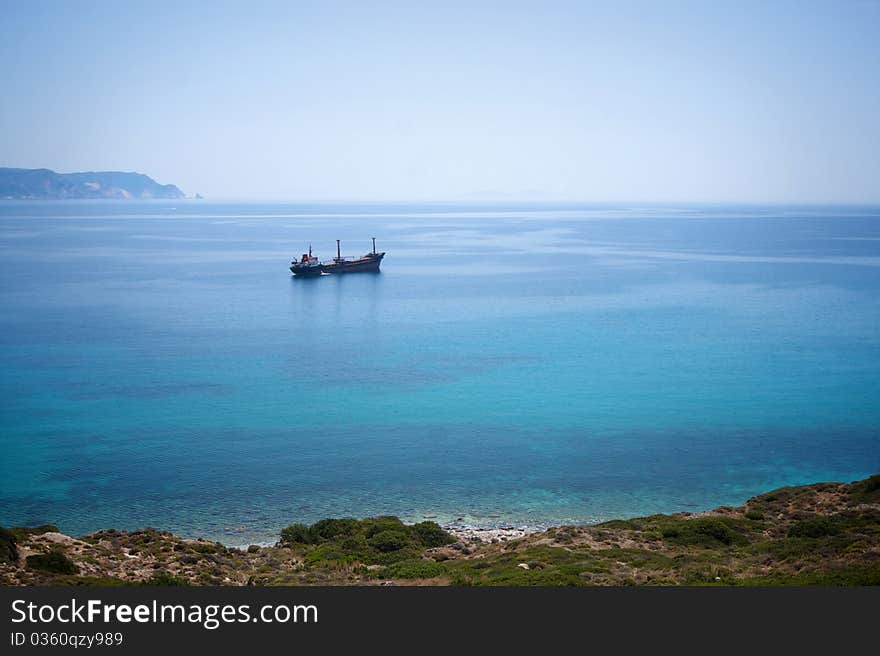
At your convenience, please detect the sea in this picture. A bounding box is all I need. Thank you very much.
[1,201,879,545]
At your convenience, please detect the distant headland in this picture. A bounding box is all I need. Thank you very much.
[0,167,186,200]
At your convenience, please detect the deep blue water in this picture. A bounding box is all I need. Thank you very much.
[1,201,879,544]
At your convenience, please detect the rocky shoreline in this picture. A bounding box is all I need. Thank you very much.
[447,526,534,544]
[2,474,879,586]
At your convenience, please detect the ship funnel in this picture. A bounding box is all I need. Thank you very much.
[372,237,376,254]
[336,239,341,260]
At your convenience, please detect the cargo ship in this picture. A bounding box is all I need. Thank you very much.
[290,238,385,277]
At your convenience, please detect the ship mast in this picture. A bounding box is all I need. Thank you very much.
[336,239,341,261]
[372,237,376,254]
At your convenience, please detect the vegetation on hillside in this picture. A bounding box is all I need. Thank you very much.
[2,474,878,586]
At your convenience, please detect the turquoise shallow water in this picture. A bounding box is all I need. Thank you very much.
[1,201,879,544]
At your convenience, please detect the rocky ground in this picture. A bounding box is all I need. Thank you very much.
[2,474,878,586]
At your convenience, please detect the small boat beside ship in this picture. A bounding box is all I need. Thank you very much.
[290,238,385,277]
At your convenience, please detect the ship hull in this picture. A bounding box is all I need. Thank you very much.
[321,252,385,274]
[290,265,323,277]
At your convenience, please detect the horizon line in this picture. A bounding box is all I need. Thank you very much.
[3,197,880,207]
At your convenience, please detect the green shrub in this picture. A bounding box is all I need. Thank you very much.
[861,474,880,492]
[788,517,841,539]
[361,516,406,538]
[280,523,314,544]
[383,559,447,579]
[849,474,880,505]
[338,535,369,552]
[659,517,749,547]
[0,527,18,563]
[26,550,79,575]
[311,518,360,541]
[745,510,765,521]
[596,519,641,530]
[278,516,455,566]
[368,530,410,553]
[304,543,358,565]
[412,521,455,548]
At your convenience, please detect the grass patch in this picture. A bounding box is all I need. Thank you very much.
[144,572,191,586]
[749,509,880,565]
[445,546,604,586]
[595,548,676,570]
[50,576,128,586]
[8,525,60,542]
[740,565,880,586]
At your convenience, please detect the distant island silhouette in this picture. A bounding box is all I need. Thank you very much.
[0,167,185,200]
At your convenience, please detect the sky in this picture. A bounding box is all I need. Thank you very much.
[1,0,878,202]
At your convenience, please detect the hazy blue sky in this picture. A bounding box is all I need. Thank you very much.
[1,1,878,201]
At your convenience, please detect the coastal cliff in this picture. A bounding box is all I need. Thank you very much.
[0,167,185,199]
[2,474,878,586]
